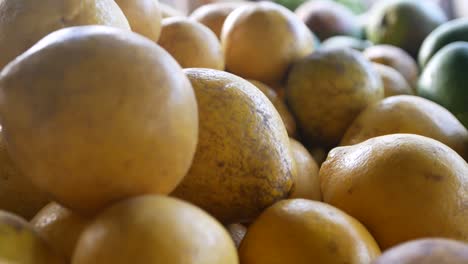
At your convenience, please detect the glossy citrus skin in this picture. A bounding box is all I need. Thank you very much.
[289,138,321,201]
[173,69,294,224]
[249,80,296,137]
[239,199,381,264]
[0,0,130,69]
[158,17,224,70]
[114,0,162,42]
[363,45,419,89]
[0,129,49,220]
[0,26,199,215]
[373,238,468,264]
[222,2,314,85]
[190,2,249,39]
[371,63,413,97]
[341,95,468,159]
[321,134,468,249]
[286,48,384,148]
[31,203,91,261]
[0,211,65,264]
[72,195,239,264]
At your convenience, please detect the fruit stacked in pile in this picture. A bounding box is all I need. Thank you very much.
[0,0,466,263]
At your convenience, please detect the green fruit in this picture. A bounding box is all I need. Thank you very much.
[321,36,372,51]
[366,0,447,57]
[418,42,468,128]
[0,211,64,264]
[419,18,468,68]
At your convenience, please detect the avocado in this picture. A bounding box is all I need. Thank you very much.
[419,18,468,68]
[366,0,447,57]
[418,42,468,128]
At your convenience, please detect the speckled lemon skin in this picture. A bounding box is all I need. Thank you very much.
[221,2,315,85]
[0,0,130,69]
[239,199,381,264]
[173,68,294,224]
[321,134,468,249]
[286,48,384,148]
[249,80,296,137]
[341,95,468,160]
[0,26,199,215]
[158,17,224,70]
[115,0,162,42]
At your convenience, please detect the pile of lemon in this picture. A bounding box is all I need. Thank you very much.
[0,1,466,264]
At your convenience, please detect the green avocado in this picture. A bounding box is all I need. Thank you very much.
[418,42,468,128]
[419,18,468,68]
[366,0,447,57]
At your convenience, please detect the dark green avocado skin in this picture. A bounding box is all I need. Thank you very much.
[418,42,468,128]
[366,0,447,58]
[419,18,468,68]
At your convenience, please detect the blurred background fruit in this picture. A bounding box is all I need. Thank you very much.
[158,18,224,69]
[222,1,314,85]
[373,238,468,264]
[418,42,468,128]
